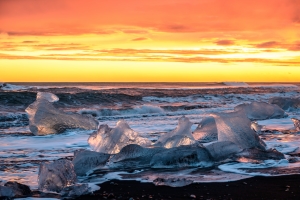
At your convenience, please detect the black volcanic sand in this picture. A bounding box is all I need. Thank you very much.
[75,175,300,200]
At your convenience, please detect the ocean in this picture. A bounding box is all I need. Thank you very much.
[1,82,300,191]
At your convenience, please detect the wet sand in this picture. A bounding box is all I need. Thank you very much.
[76,174,300,200]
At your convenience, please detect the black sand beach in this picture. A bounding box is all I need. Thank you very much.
[75,175,300,200]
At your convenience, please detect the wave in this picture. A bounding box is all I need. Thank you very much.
[0,113,29,129]
[78,105,165,117]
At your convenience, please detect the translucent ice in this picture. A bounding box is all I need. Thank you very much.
[211,111,266,150]
[269,97,300,110]
[205,141,242,161]
[36,92,59,102]
[150,145,213,168]
[234,102,286,120]
[60,183,90,197]
[291,118,300,131]
[233,148,285,162]
[88,120,152,154]
[72,150,110,176]
[154,116,197,148]
[109,144,164,168]
[26,92,98,135]
[193,117,217,142]
[38,159,77,192]
[251,121,263,134]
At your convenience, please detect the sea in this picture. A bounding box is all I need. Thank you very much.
[1,82,300,192]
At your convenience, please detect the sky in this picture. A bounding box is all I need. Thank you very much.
[0,0,300,82]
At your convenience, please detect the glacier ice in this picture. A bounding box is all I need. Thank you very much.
[72,150,110,176]
[3,181,31,197]
[250,121,263,134]
[36,92,59,102]
[211,111,266,150]
[233,148,285,162]
[150,145,212,168]
[88,120,152,154]
[193,117,217,142]
[38,159,77,192]
[60,183,90,197]
[291,118,300,131]
[0,185,14,198]
[109,144,164,168]
[25,92,98,135]
[269,97,300,110]
[205,141,242,161]
[154,116,197,148]
[234,102,286,120]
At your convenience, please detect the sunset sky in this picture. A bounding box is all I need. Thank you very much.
[0,0,300,82]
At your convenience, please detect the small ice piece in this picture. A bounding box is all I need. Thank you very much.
[153,177,193,187]
[251,121,264,134]
[234,102,286,120]
[154,116,197,148]
[60,183,90,198]
[269,97,300,110]
[211,111,266,150]
[233,148,285,162]
[193,117,217,142]
[150,145,213,168]
[72,150,110,176]
[109,144,164,168]
[88,120,152,154]
[38,159,77,192]
[36,92,59,102]
[4,181,31,197]
[0,185,14,198]
[26,92,98,135]
[291,118,300,131]
[205,141,242,161]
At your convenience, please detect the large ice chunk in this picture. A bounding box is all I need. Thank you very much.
[150,145,212,168]
[211,111,266,150]
[88,120,152,154]
[26,92,98,135]
[72,150,110,176]
[234,102,286,120]
[109,144,164,168]
[193,117,217,142]
[205,141,242,161]
[154,116,197,148]
[38,159,77,192]
[269,97,300,110]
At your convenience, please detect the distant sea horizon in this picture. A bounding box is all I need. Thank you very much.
[6,81,300,88]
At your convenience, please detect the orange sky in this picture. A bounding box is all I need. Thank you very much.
[0,0,300,82]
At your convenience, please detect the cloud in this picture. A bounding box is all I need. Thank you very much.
[131,37,148,41]
[288,42,300,51]
[215,40,235,46]
[2,51,300,66]
[94,48,239,56]
[22,40,39,43]
[255,41,280,48]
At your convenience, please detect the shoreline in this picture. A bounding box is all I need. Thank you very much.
[75,174,300,200]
